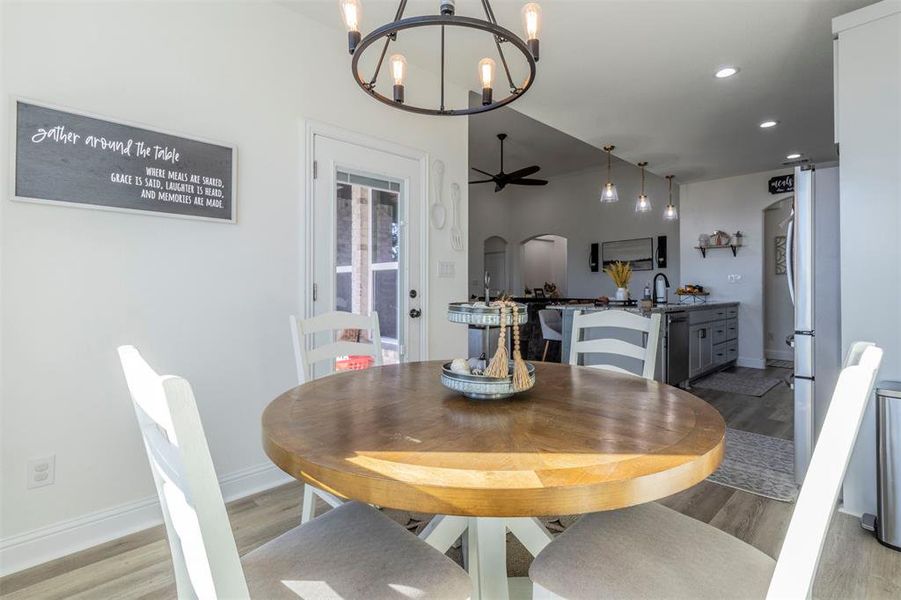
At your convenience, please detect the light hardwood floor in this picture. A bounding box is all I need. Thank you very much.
[2,365,899,599]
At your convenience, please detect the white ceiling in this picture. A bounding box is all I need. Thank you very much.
[287,0,875,182]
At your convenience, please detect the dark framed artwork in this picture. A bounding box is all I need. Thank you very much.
[602,237,654,271]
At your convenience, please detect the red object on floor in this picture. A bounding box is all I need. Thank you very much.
[336,355,374,371]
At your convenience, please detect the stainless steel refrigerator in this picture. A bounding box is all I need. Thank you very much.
[787,165,815,483]
[787,164,842,484]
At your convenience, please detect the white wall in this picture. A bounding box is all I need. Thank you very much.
[763,198,794,361]
[469,163,680,299]
[679,168,790,367]
[522,235,567,295]
[0,1,469,573]
[834,2,901,517]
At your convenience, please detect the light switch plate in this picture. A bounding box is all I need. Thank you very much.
[438,261,456,278]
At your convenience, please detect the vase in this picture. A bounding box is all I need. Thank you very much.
[615,287,629,301]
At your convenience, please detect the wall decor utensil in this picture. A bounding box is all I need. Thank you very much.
[430,159,447,230]
[450,182,464,251]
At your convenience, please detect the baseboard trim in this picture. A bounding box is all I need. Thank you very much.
[765,349,794,362]
[737,357,767,369]
[0,463,292,577]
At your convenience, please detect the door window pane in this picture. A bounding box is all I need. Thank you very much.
[335,171,401,367]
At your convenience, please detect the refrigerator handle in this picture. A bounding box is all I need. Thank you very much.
[786,214,795,305]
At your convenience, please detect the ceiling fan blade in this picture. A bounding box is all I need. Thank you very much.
[471,167,496,178]
[504,165,540,180]
[510,178,549,186]
[468,179,495,184]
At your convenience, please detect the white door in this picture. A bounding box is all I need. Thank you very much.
[311,135,424,373]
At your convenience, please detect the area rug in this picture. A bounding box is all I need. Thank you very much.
[707,428,798,502]
[693,370,782,397]
[766,359,794,369]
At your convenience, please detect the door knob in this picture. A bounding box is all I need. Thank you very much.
[409,308,422,318]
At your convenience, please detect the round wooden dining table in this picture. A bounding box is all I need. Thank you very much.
[262,360,725,600]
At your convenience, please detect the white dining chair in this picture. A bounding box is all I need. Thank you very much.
[289,311,382,522]
[538,309,563,361]
[117,345,471,600]
[529,341,883,600]
[289,311,382,385]
[568,309,662,379]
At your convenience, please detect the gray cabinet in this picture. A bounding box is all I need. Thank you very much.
[688,304,739,380]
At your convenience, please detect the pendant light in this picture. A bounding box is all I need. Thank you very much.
[601,145,619,203]
[635,161,651,213]
[663,174,679,220]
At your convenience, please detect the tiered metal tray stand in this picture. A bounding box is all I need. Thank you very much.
[442,302,535,400]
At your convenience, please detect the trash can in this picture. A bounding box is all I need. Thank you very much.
[861,381,901,551]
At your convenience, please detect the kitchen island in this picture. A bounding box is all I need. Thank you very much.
[548,301,740,386]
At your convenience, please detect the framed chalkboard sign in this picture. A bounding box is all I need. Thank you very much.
[768,174,794,195]
[12,99,236,222]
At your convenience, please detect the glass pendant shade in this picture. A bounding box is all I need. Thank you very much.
[635,161,651,213]
[663,174,678,221]
[600,145,618,203]
[601,182,619,203]
[635,194,652,213]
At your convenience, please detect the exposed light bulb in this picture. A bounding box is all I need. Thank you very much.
[478,58,496,105]
[390,54,407,103]
[521,3,542,59]
[522,3,541,38]
[339,0,362,53]
[339,0,361,31]
[390,54,407,85]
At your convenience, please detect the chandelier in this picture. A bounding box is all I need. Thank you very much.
[339,0,542,116]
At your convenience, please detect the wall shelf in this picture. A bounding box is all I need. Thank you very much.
[695,245,738,258]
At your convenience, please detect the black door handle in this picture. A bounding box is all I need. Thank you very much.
[409,308,422,318]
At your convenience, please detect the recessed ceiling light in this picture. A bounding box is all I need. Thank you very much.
[760,120,779,128]
[715,66,739,79]
[786,153,802,160]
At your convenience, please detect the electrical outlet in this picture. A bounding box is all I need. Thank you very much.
[438,261,456,278]
[727,274,742,283]
[27,455,55,489]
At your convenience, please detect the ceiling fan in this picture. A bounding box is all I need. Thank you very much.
[470,133,548,192]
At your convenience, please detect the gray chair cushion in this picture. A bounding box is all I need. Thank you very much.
[242,502,471,599]
[529,503,776,600]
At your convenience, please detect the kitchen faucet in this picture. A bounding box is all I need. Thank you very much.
[653,272,670,305]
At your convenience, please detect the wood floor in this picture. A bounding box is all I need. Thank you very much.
[2,365,899,599]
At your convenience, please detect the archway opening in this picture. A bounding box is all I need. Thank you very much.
[521,234,568,297]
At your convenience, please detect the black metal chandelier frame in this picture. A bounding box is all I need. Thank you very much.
[350,0,537,116]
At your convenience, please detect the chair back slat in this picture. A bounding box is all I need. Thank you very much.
[118,346,248,600]
[766,342,882,600]
[289,311,382,384]
[569,310,662,379]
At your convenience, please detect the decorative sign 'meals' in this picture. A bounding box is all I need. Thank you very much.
[768,174,794,195]
[13,100,236,222]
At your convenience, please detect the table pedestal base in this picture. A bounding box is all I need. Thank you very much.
[419,515,554,600]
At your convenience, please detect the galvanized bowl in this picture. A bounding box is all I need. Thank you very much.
[441,361,536,400]
[447,302,529,326]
